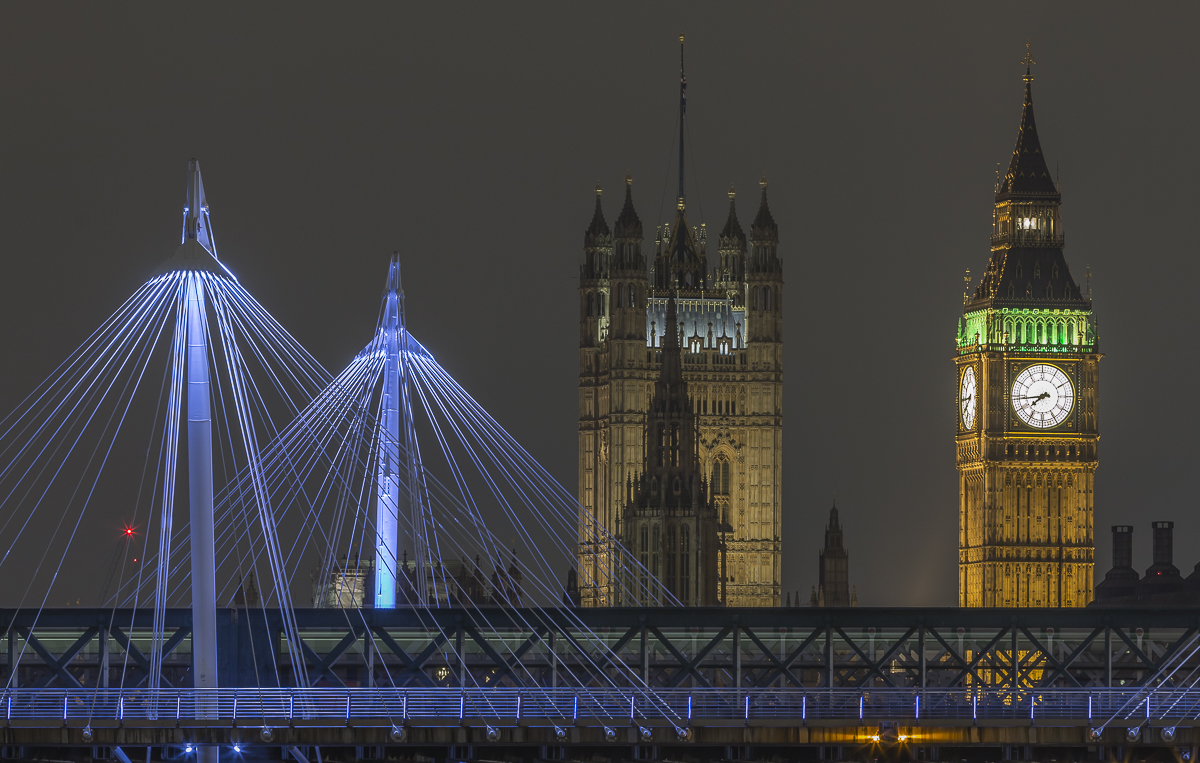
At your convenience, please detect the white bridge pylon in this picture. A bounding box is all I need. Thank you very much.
[374,255,428,608]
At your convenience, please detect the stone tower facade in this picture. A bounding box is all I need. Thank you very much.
[578,179,783,607]
[956,54,1098,607]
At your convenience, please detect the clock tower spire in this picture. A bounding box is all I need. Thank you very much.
[956,49,1099,608]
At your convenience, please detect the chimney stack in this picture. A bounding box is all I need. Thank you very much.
[1139,520,1184,599]
[1093,525,1138,605]
[1152,521,1174,566]
[1112,525,1133,569]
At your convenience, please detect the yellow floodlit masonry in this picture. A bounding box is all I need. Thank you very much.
[955,52,1098,607]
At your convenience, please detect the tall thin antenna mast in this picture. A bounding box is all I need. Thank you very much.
[678,33,686,202]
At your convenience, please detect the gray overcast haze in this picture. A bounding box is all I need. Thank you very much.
[1,2,1198,606]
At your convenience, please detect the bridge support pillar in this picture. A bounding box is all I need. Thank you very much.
[733,625,742,690]
[98,626,109,688]
[185,273,217,763]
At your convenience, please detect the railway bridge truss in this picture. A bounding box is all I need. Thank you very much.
[5,607,1200,761]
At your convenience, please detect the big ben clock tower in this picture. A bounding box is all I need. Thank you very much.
[956,48,1098,608]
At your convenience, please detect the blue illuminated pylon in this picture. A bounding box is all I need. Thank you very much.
[179,160,219,763]
[379,256,432,607]
[375,255,425,607]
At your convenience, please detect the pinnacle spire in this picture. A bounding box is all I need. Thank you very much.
[614,172,642,239]
[751,175,777,241]
[720,184,745,248]
[996,47,1058,201]
[584,182,610,247]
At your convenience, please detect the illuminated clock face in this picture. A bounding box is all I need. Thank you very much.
[1011,364,1074,428]
[960,366,977,429]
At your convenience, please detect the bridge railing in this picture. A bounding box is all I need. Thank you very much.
[7,688,1200,728]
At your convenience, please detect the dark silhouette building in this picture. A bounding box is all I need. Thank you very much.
[1092,522,1200,607]
[812,504,854,607]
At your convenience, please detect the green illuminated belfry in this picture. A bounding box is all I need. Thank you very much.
[962,51,1091,339]
[954,47,1100,608]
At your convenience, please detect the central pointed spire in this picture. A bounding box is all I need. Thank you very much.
[997,45,1058,202]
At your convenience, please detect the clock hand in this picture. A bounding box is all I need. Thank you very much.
[1014,392,1051,402]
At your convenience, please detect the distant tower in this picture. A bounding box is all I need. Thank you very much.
[817,504,850,607]
[576,42,784,606]
[956,48,1098,607]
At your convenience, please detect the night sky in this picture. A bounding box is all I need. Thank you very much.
[1,3,1198,607]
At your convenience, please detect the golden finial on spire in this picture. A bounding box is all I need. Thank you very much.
[728,184,736,200]
[595,181,602,197]
[1021,40,1036,82]
[625,171,633,186]
[760,175,769,189]
[677,196,686,211]
[680,32,685,44]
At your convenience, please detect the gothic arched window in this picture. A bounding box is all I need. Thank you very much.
[751,286,760,310]
[651,525,660,579]
[711,457,731,495]
[628,284,636,307]
[639,523,649,578]
[666,525,677,594]
[586,293,594,317]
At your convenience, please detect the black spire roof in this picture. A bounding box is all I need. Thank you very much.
[613,173,642,240]
[965,60,1090,313]
[719,185,745,248]
[584,183,610,247]
[750,177,777,241]
[996,75,1060,202]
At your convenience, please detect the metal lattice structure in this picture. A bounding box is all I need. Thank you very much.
[7,608,1199,692]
